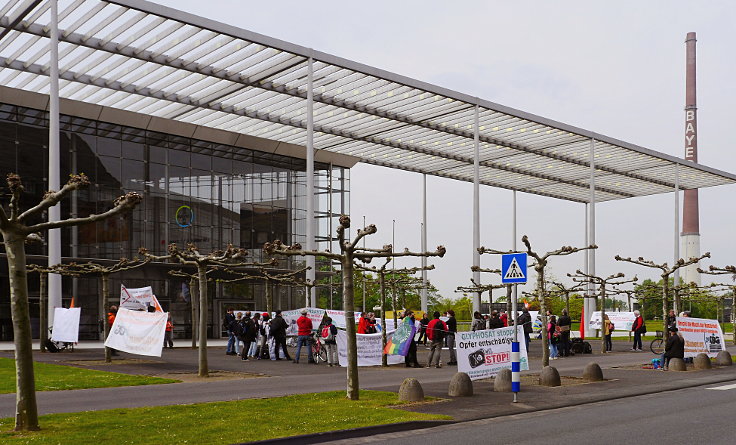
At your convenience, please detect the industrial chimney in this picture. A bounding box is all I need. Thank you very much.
[681,32,701,286]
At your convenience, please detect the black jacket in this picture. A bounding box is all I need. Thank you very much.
[518,312,533,334]
[270,316,288,338]
[558,315,571,328]
[446,316,457,333]
[664,334,685,359]
[489,317,503,329]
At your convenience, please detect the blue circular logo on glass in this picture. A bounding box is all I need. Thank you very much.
[176,205,194,228]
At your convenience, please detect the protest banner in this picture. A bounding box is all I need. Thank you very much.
[384,317,416,355]
[120,285,162,311]
[676,316,725,358]
[336,330,404,366]
[589,311,636,331]
[282,308,326,336]
[104,307,168,356]
[376,318,420,332]
[457,326,528,380]
[325,309,361,329]
[50,307,81,343]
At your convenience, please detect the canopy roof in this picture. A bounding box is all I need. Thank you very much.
[1,0,734,203]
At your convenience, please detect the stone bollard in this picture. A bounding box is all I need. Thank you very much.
[448,372,473,397]
[582,362,604,382]
[494,368,513,392]
[715,351,733,366]
[398,378,425,402]
[668,358,687,371]
[693,353,712,370]
[539,366,561,387]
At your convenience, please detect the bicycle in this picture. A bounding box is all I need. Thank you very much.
[650,330,664,354]
[311,331,327,363]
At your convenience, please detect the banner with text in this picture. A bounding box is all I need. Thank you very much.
[457,326,528,380]
[104,307,168,357]
[282,308,326,336]
[677,316,725,358]
[51,307,81,343]
[325,309,361,329]
[336,330,404,367]
[120,285,161,311]
[589,311,636,331]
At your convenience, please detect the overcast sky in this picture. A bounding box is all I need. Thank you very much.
[157,0,736,301]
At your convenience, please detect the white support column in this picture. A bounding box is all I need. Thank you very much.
[586,138,596,335]
[584,202,589,338]
[673,164,680,313]
[472,104,481,314]
[306,56,316,307]
[48,0,62,326]
[421,174,428,313]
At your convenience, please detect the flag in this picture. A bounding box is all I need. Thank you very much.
[70,297,75,308]
[383,317,417,356]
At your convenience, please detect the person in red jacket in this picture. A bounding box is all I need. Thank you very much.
[631,310,645,351]
[426,311,447,368]
[163,314,174,349]
[294,309,315,364]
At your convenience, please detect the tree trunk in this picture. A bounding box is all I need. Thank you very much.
[342,256,359,400]
[506,285,512,317]
[102,274,112,363]
[39,273,47,353]
[190,277,197,349]
[5,233,40,431]
[662,277,669,338]
[600,286,607,354]
[380,273,387,367]
[197,264,209,377]
[537,266,549,367]
[266,281,272,314]
[732,289,736,346]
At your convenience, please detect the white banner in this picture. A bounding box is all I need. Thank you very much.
[51,307,80,343]
[282,308,326,336]
[677,316,725,358]
[104,308,168,357]
[457,326,528,381]
[589,311,636,331]
[336,330,404,367]
[376,318,420,333]
[325,309,361,329]
[120,285,160,311]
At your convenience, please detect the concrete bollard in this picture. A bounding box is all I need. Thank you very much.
[494,368,513,392]
[668,358,687,371]
[582,362,604,382]
[539,366,561,387]
[398,378,425,402]
[448,372,473,397]
[693,353,712,370]
[715,351,733,366]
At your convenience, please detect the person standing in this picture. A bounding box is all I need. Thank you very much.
[223,307,236,355]
[163,314,174,349]
[558,309,572,357]
[603,314,613,352]
[548,315,559,360]
[426,311,447,368]
[294,309,315,364]
[107,305,119,356]
[445,310,457,365]
[418,314,430,345]
[630,310,645,351]
[270,310,290,361]
[518,308,532,352]
[321,317,339,367]
[666,309,677,338]
[471,311,485,331]
[489,311,503,329]
[403,310,422,368]
[500,311,508,327]
[246,313,261,358]
[240,312,257,361]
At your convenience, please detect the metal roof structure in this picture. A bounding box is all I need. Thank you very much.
[1,0,735,203]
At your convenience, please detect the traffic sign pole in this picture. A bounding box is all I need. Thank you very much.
[503,247,526,402]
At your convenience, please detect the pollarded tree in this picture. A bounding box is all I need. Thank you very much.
[264,215,446,400]
[219,265,310,315]
[1,173,140,431]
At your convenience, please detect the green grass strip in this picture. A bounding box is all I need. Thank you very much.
[0,390,450,444]
[0,358,177,393]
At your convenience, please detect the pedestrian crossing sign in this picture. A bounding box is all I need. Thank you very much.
[501,253,527,284]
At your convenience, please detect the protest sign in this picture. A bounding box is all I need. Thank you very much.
[120,285,161,311]
[281,308,326,335]
[384,317,416,355]
[105,307,168,356]
[325,309,361,329]
[336,330,403,366]
[589,311,636,331]
[457,326,528,380]
[51,307,81,343]
[676,316,725,358]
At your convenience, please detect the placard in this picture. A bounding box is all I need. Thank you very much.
[676,316,725,358]
[105,307,168,357]
[336,330,404,367]
[51,307,81,343]
[589,311,636,331]
[457,326,528,380]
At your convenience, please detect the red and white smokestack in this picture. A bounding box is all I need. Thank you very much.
[681,31,701,286]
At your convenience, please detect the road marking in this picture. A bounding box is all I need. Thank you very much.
[706,383,736,390]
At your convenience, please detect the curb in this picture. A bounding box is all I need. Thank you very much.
[241,420,455,445]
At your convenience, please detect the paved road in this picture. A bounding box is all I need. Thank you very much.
[327,380,736,445]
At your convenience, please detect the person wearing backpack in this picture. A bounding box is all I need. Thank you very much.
[321,317,339,367]
[631,310,645,351]
[426,311,447,368]
[223,308,236,356]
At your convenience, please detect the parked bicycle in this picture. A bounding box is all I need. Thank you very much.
[311,331,327,363]
[650,330,664,354]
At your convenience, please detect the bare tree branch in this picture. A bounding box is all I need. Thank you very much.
[25,192,141,234]
[18,174,91,223]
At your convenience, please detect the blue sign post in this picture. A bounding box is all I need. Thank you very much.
[501,252,527,399]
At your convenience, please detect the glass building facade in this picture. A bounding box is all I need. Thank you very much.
[0,103,349,340]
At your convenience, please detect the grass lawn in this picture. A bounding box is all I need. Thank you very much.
[0,390,450,444]
[0,358,177,393]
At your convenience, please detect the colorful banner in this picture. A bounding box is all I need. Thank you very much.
[589,311,636,331]
[384,317,417,356]
[457,326,528,381]
[51,307,81,343]
[336,330,404,367]
[120,285,161,311]
[281,307,326,336]
[325,309,361,329]
[105,307,168,357]
[677,316,725,358]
